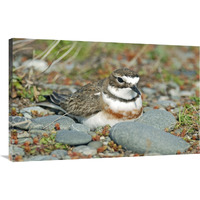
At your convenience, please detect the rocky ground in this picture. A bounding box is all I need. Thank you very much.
[9,40,200,161]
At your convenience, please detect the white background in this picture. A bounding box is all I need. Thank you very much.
[0,0,199,200]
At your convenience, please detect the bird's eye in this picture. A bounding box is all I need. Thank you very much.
[117,77,124,83]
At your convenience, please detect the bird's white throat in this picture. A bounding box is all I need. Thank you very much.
[108,85,138,100]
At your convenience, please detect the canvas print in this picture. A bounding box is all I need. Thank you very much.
[9,39,200,162]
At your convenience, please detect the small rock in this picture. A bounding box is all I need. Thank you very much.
[73,145,97,156]
[20,106,49,119]
[22,59,48,72]
[180,90,195,97]
[55,130,92,145]
[18,138,33,145]
[17,131,30,138]
[137,109,177,130]
[26,155,58,161]
[88,141,103,149]
[168,89,180,98]
[154,83,167,94]
[142,87,156,95]
[50,150,68,159]
[63,155,71,160]
[156,100,177,108]
[30,115,75,130]
[99,152,120,157]
[29,129,51,137]
[69,123,90,133]
[9,116,31,130]
[110,122,190,155]
[158,96,169,101]
[9,145,25,157]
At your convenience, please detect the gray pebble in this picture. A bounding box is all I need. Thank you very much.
[110,122,190,155]
[22,59,48,72]
[29,129,51,137]
[69,123,90,133]
[55,130,92,145]
[88,141,103,149]
[137,109,177,130]
[17,131,30,138]
[180,90,195,97]
[18,138,33,145]
[50,150,68,159]
[142,87,156,95]
[9,116,31,130]
[156,100,177,108]
[73,145,97,156]
[26,155,59,161]
[9,145,25,157]
[154,83,167,94]
[99,152,120,157]
[30,115,75,130]
[20,106,49,119]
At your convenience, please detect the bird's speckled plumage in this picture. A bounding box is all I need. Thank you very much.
[46,68,143,129]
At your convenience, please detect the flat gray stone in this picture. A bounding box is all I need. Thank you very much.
[55,130,92,145]
[29,129,51,136]
[88,141,103,149]
[30,115,75,130]
[73,145,97,156]
[142,87,156,95]
[156,100,177,108]
[9,116,31,130]
[20,106,49,119]
[9,145,25,156]
[137,109,177,130]
[26,155,58,161]
[50,150,68,159]
[18,138,33,145]
[69,123,90,133]
[180,90,195,96]
[110,122,190,155]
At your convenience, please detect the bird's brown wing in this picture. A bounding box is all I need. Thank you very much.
[60,79,104,117]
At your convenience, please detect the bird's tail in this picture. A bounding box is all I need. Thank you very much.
[37,91,69,114]
[44,91,68,105]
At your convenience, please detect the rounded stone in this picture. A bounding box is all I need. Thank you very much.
[73,145,97,156]
[88,141,103,149]
[55,130,92,145]
[156,100,177,108]
[9,116,31,130]
[69,123,90,133]
[110,122,190,155]
[30,115,75,130]
[50,150,68,159]
[136,109,177,130]
[20,106,49,119]
[9,145,25,157]
[26,155,59,161]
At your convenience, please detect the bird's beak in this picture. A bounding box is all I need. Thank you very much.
[131,85,141,95]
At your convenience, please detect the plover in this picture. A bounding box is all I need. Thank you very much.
[45,68,143,129]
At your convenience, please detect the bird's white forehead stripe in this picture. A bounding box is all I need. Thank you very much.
[122,76,140,85]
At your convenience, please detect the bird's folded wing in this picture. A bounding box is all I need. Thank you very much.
[60,81,104,117]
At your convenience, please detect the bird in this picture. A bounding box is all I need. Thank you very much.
[44,68,143,130]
